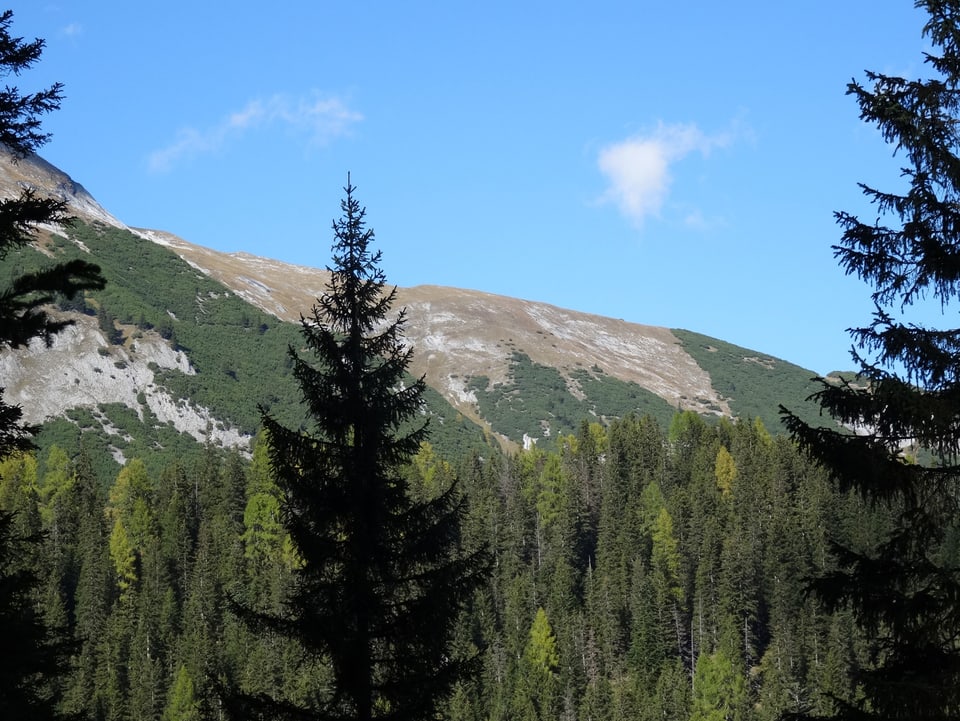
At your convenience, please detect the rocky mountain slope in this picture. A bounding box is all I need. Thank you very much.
[140,227,727,423]
[0,151,825,454]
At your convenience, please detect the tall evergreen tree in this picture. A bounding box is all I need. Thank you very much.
[232,179,489,721]
[782,1,960,718]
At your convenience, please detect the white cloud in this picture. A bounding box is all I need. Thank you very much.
[148,93,363,173]
[60,22,83,37]
[597,122,729,228]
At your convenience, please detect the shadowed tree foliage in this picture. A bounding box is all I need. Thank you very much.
[230,179,489,721]
[0,510,73,720]
[782,1,960,718]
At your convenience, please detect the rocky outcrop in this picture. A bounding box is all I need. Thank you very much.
[0,313,248,453]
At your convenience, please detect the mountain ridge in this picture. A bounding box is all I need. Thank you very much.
[130,222,730,430]
[1,151,827,453]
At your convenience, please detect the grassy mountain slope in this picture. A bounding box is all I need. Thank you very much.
[672,328,834,433]
[467,350,678,445]
[147,226,839,444]
[0,151,846,462]
[1,220,489,474]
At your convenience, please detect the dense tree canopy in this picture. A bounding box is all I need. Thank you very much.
[1,410,870,721]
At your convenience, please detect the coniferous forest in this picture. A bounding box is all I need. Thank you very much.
[7,2,960,720]
[0,411,873,721]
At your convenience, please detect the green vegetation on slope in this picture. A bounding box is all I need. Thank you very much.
[468,350,676,445]
[1,221,490,467]
[64,221,304,436]
[569,365,678,428]
[36,404,213,485]
[3,219,841,461]
[672,328,833,432]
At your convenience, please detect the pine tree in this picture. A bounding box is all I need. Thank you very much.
[231,179,489,721]
[781,2,960,717]
[525,607,560,677]
[690,649,746,721]
[521,607,560,721]
[63,446,113,718]
[163,665,201,721]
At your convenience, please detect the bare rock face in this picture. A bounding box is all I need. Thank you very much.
[0,148,127,230]
[0,152,249,455]
[0,314,247,458]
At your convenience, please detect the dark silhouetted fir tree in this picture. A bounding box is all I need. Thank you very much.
[782,1,960,718]
[230,178,489,721]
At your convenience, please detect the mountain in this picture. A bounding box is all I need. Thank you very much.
[0,151,832,470]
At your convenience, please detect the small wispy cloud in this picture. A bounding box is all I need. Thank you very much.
[61,22,83,37]
[148,93,363,173]
[597,122,730,228]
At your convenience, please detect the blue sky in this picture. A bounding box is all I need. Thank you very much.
[10,2,937,374]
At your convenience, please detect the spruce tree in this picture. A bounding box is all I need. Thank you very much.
[782,1,960,718]
[233,179,489,721]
